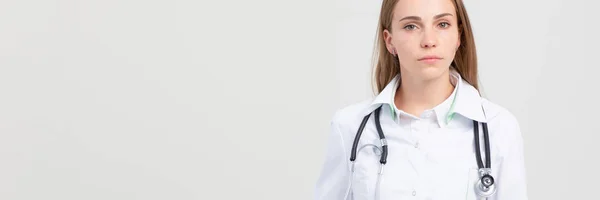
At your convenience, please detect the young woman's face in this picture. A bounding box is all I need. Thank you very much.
[384,0,461,81]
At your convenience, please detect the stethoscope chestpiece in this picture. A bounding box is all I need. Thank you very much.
[481,174,494,187]
[474,168,497,197]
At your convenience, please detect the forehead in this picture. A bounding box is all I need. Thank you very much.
[393,0,457,19]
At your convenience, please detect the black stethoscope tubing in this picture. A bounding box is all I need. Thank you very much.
[348,105,495,194]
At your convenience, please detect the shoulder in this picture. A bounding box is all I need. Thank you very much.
[481,98,521,130]
[481,98,523,153]
[481,98,519,125]
[329,99,374,140]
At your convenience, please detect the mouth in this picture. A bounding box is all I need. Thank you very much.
[418,56,442,64]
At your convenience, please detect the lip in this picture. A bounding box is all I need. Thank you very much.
[418,55,442,64]
[418,55,442,60]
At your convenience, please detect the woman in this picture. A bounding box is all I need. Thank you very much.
[314,0,528,199]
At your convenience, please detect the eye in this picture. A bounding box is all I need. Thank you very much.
[403,24,417,30]
[438,22,451,28]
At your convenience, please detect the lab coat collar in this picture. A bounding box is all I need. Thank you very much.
[452,73,487,123]
[360,68,487,123]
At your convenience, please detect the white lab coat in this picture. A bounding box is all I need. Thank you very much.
[314,70,528,200]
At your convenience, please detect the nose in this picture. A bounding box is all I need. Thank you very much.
[420,28,438,48]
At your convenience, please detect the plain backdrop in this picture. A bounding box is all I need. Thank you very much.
[0,0,598,199]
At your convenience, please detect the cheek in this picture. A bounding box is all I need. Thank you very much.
[438,30,460,50]
[394,33,417,57]
[394,31,413,45]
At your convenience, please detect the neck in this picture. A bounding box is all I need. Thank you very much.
[394,70,454,117]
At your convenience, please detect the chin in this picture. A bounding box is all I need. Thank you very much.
[413,64,450,81]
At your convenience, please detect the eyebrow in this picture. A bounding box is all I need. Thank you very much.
[399,13,453,22]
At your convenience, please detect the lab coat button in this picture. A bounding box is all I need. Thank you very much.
[412,189,416,196]
[412,126,419,132]
[423,112,431,118]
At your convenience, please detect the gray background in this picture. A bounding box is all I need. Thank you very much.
[0,0,597,199]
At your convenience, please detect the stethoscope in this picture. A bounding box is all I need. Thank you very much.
[344,105,496,200]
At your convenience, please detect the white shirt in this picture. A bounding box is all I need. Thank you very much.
[314,70,528,200]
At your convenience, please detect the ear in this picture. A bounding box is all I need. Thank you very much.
[383,29,394,54]
[456,39,461,50]
[456,28,462,50]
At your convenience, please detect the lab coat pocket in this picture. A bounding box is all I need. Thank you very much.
[430,167,497,200]
[435,169,469,200]
[465,168,482,200]
[349,146,379,200]
[465,160,502,200]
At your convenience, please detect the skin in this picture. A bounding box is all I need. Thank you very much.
[383,0,461,117]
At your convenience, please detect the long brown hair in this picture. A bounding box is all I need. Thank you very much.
[371,0,479,94]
